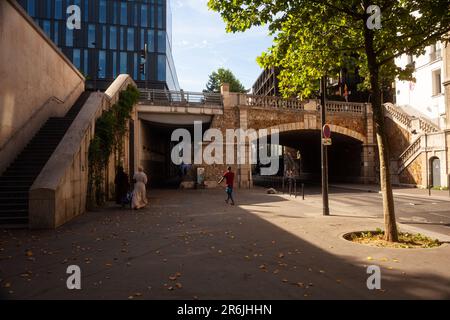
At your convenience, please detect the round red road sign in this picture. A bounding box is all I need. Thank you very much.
[323,124,332,139]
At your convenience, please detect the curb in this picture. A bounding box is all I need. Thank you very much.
[330,184,450,202]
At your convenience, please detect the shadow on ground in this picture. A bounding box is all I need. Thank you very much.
[0,188,449,299]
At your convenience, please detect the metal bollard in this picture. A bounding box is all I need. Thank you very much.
[294,179,297,198]
[302,183,305,200]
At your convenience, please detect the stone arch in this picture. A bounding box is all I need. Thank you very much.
[253,121,366,143]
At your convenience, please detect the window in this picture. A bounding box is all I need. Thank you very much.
[66,28,73,46]
[73,49,81,69]
[141,5,148,27]
[54,0,62,19]
[149,6,154,28]
[112,52,117,78]
[157,5,163,29]
[432,69,442,96]
[53,21,59,45]
[45,0,52,18]
[133,4,139,27]
[88,24,96,48]
[42,20,51,38]
[102,26,107,49]
[157,31,165,53]
[84,0,89,21]
[157,55,166,81]
[120,52,127,74]
[113,1,118,24]
[99,0,106,23]
[120,27,125,50]
[430,43,441,62]
[140,29,145,50]
[134,53,138,79]
[147,30,155,52]
[99,51,106,79]
[127,28,135,51]
[110,26,117,50]
[83,50,89,75]
[120,2,128,25]
[27,0,36,16]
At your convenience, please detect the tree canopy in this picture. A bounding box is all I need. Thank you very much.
[208,0,450,98]
[205,68,247,93]
[208,0,450,242]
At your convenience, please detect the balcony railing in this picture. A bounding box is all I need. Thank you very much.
[139,89,223,107]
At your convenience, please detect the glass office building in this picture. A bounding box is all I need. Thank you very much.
[18,0,180,91]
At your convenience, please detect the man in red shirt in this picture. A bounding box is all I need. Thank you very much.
[218,166,235,205]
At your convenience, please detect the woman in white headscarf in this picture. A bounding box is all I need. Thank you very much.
[132,167,148,209]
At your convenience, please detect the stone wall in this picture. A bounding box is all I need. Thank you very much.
[385,117,411,159]
[247,108,304,130]
[0,0,85,174]
[399,153,424,186]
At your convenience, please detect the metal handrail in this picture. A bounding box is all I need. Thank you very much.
[139,89,223,107]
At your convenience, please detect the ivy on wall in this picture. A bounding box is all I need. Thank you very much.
[88,85,140,207]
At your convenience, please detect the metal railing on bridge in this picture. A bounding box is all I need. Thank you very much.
[139,89,223,107]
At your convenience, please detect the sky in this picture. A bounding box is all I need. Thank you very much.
[170,0,274,92]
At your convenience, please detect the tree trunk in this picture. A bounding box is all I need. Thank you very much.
[363,17,399,242]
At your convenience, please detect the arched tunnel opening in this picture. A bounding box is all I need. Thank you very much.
[254,129,363,183]
[139,119,210,188]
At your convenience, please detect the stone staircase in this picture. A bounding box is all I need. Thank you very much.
[0,92,91,227]
[384,103,443,180]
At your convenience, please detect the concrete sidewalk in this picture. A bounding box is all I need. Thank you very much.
[0,188,449,300]
[330,183,450,202]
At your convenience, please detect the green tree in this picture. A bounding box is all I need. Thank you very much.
[208,0,450,242]
[205,68,247,93]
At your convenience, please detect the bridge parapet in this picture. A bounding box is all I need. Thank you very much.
[139,89,223,108]
[235,92,369,116]
[236,93,306,110]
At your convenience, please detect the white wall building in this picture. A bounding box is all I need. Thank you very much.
[395,42,446,129]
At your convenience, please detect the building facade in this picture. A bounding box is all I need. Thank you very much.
[252,67,280,96]
[18,0,180,91]
[395,42,446,129]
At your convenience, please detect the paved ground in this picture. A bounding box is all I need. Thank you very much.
[0,187,449,300]
[306,185,450,238]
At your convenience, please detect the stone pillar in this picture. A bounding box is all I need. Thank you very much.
[362,103,377,184]
[238,107,253,188]
[221,83,231,109]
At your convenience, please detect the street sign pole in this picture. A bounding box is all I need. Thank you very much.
[321,76,330,216]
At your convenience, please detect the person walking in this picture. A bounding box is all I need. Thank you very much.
[218,166,235,205]
[132,167,148,210]
[114,166,130,208]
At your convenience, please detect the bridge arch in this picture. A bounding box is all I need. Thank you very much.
[254,122,366,144]
[250,121,366,183]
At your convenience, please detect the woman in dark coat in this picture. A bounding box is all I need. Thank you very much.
[114,166,130,207]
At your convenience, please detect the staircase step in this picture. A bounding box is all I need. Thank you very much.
[0,91,90,227]
[0,196,28,203]
[0,216,29,225]
[0,203,28,210]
